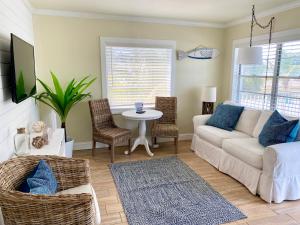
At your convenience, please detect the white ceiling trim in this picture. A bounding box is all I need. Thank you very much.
[225,0,300,27]
[28,0,300,29]
[32,8,224,28]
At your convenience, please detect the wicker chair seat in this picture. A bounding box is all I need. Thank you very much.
[152,124,179,137]
[94,128,131,142]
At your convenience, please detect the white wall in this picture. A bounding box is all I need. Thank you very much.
[0,0,38,162]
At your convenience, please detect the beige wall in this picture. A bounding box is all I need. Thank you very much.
[33,15,225,142]
[222,7,300,101]
[33,7,300,143]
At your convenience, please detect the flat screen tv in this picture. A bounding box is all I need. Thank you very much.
[10,33,36,103]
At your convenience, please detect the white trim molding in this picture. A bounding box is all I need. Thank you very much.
[73,133,193,150]
[32,8,224,28]
[28,1,300,29]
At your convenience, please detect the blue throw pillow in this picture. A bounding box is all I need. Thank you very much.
[28,178,52,194]
[206,104,244,131]
[19,160,57,195]
[18,164,39,193]
[297,124,300,141]
[287,122,300,142]
[259,110,299,147]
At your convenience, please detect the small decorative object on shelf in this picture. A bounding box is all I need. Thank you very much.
[14,128,30,155]
[30,121,49,147]
[135,102,145,114]
[32,121,46,133]
[32,136,46,149]
[201,86,217,115]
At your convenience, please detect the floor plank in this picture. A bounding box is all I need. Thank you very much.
[74,140,300,225]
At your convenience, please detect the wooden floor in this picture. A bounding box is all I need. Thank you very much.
[74,140,300,225]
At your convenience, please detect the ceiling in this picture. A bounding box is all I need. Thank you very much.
[28,0,298,25]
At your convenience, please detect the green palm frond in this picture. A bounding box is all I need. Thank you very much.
[34,72,96,139]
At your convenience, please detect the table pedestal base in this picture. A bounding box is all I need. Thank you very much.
[124,120,154,157]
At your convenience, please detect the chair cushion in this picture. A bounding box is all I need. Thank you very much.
[152,124,178,137]
[222,138,265,169]
[259,110,299,147]
[56,184,101,225]
[235,108,261,136]
[206,104,244,131]
[196,125,250,148]
[19,160,57,195]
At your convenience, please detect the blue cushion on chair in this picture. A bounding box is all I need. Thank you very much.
[259,110,299,147]
[19,160,58,195]
[18,164,38,193]
[28,178,52,194]
[206,104,244,131]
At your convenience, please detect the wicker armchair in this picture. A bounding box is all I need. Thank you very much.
[88,98,131,162]
[151,97,179,153]
[0,155,96,225]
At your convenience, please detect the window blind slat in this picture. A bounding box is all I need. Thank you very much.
[235,41,300,117]
[105,45,173,107]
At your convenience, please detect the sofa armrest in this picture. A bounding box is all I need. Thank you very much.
[193,114,211,132]
[263,141,300,177]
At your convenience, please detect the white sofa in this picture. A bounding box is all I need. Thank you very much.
[191,106,300,203]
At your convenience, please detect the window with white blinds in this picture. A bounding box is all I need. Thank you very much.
[234,40,300,118]
[101,38,175,110]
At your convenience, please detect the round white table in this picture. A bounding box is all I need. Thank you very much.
[122,109,163,156]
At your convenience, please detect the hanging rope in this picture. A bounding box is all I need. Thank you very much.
[249,5,275,109]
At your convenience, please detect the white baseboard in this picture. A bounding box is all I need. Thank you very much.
[73,142,108,150]
[73,133,193,150]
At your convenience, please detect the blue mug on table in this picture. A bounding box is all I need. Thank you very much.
[135,102,144,113]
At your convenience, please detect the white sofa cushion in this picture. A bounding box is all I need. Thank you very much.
[196,125,250,148]
[223,101,262,136]
[252,110,273,138]
[56,184,101,225]
[222,138,265,169]
[235,108,261,136]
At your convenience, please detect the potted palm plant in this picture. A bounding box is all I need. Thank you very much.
[34,72,95,157]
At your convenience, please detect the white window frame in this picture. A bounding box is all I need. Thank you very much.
[100,37,176,114]
[231,28,300,108]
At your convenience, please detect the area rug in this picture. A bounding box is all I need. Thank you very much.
[110,156,246,225]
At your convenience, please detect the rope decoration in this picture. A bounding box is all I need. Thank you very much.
[249,5,275,109]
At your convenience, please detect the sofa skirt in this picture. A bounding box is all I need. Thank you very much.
[192,135,263,198]
[191,134,223,169]
[219,151,262,195]
[259,169,300,203]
